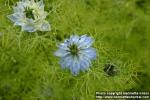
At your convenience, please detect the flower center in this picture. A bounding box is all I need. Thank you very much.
[24,7,35,19]
[69,44,79,55]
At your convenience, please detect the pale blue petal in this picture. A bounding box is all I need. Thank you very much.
[8,14,20,22]
[16,2,25,9]
[58,43,69,50]
[38,0,44,10]
[22,25,36,32]
[64,39,70,46]
[60,59,68,69]
[55,49,69,57]
[79,55,91,71]
[78,35,93,49]
[26,18,34,23]
[77,35,88,45]
[80,62,90,71]
[40,21,51,31]
[60,55,73,69]
[79,47,96,60]
[70,58,80,75]
[69,35,79,45]
[13,6,24,12]
[14,21,24,26]
[8,14,18,22]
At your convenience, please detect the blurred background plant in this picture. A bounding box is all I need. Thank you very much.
[0,0,150,100]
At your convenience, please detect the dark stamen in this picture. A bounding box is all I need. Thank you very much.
[69,44,79,56]
[24,7,35,19]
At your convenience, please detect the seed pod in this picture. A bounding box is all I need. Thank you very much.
[104,63,118,76]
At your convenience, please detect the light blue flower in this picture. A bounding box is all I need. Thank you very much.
[8,0,51,32]
[55,34,96,75]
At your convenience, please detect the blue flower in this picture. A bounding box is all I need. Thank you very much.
[8,0,51,32]
[55,34,96,75]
